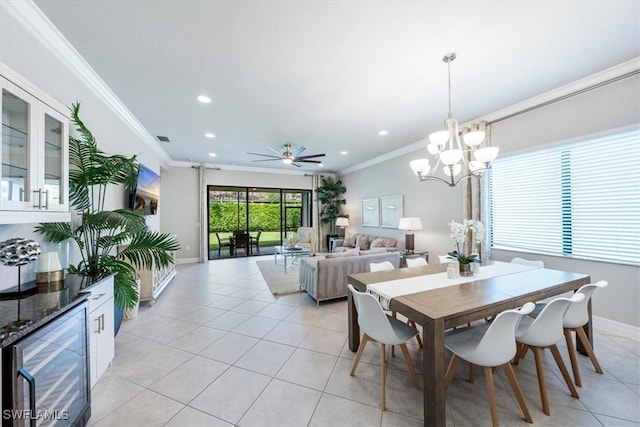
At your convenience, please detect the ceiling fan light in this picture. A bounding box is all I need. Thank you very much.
[282,157,293,164]
[429,130,449,146]
[410,158,430,175]
[474,146,499,163]
[439,149,462,166]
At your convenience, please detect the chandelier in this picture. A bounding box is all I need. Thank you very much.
[410,52,499,187]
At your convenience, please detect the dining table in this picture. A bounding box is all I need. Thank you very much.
[347,261,591,427]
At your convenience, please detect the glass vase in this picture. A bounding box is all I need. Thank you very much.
[459,263,473,277]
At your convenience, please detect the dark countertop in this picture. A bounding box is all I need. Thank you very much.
[0,275,105,348]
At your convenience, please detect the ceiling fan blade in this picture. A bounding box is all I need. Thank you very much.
[291,162,302,167]
[251,158,281,162]
[294,153,325,160]
[267,146,283,156]
[293,146,306,156]
[295,159,322,164]
[247,152,282,159]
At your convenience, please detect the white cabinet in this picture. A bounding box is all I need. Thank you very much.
[87,275,115,389]
[1,63,70,224]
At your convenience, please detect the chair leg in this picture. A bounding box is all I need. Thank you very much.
[575,326,604,374]
[484,366,500,427]
[445,355,461,388]
[532,346,551,415]
[550,344,579,399]
[391,311,397,357]
[399,343,421,389]
[350,334,369,376]
[563,328,582,387]
[380,343,387,411]
[502,362,533,423]
[513,343,528,365]
[468,363,476,384]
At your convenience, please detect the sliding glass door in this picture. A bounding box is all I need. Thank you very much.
[208,185,312,259]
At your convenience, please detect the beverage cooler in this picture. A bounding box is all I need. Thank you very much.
[2,300,90,427]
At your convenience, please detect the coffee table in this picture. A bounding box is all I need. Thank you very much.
[274,246,312,273]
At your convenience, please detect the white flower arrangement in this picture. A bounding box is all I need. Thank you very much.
[448,219,484,264]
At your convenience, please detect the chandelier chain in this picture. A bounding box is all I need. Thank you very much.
[447,58,452,119]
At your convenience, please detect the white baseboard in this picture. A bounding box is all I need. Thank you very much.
[176,257,200,264]
[593,315,640,340]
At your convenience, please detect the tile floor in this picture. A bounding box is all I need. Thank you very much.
[89,256,640,427]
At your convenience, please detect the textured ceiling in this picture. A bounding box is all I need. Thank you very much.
[33,0,640,172]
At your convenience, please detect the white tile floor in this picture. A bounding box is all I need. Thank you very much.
[89,256,640,426]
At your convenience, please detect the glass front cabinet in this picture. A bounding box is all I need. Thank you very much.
[1,63,70,224]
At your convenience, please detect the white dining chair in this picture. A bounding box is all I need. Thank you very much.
[510,257,544,268]
[347,284,421,411]
[369,261,395,272]
[369,261,422,351]
[444,302,535,427]
[513,293,584,415]
[405,257,428,267]
[555,281,608,387]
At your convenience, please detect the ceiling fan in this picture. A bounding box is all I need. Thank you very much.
[248,143,325,167]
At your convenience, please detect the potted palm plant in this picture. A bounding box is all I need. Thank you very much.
[35,102,180,333]
[315,176,347,250]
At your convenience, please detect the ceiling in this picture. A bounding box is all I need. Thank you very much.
[33,1,640,173]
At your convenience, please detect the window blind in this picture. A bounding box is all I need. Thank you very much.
[490,128,640,265]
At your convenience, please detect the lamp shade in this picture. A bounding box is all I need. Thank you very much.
[336,217,349,227]
[398,217,423,231]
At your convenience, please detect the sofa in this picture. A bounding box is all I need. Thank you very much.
[332,233,403,253]
[299,249,401,306]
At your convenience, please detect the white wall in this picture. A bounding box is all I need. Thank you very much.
[0,8,165,290]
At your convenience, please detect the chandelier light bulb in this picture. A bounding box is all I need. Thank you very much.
[439,149,462,165]
[429,130,449,146]
[410,158,430,175]
[463,130,485,146]
[474,146,499,163]
[427,143,440,155]
[443,163,462,177]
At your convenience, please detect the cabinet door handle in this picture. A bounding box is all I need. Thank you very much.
[100,313,105,332]
[32,189,41,208]
[92,292,106,301]
[95,316,101,333]
[19,188,25,202]
[42,189,49,210]
[17,367,37,427]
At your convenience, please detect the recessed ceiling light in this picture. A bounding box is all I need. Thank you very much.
[378,130,388,136]
[318,163,324,167]
[208,152,216,157]
[340,151,348,155]
[197,95,212,104]
[205,133,216,139]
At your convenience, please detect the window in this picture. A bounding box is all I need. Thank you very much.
[490,127,640,265]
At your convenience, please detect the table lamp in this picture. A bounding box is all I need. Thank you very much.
[336,217,349,238]
[398,217,423,254]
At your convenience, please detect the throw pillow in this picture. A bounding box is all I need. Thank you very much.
[356,235,370,250]
[370,237,385,248]
[344,234,357,248]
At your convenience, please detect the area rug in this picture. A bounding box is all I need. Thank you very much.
[256,260,303,295]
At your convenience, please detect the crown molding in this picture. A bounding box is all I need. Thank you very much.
[171,159,312,176]
[3,0,172,167]
[339,57,640,177]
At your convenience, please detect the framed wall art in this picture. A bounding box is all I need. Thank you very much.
[361,198,380,227]
[380,195,403,228]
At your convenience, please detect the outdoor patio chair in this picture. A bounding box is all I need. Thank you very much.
[215,233,232,256]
